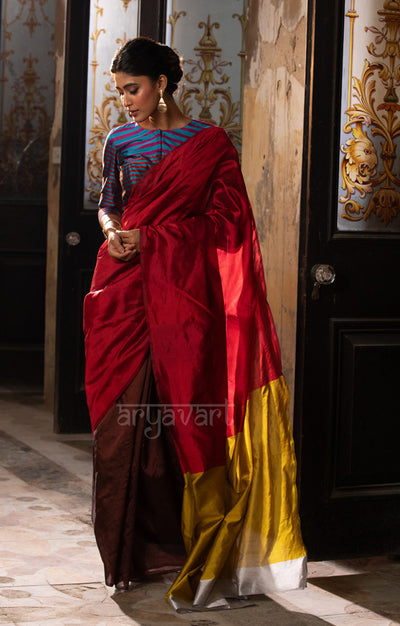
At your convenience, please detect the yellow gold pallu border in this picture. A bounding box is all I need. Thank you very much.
[167,376,307,609]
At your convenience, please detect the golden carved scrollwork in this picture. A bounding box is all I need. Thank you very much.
[167,6,187,50]
[85,2,130,204]
[3,0,52,36]
[0,55,51,195]
[180,17,232,117]
[84,0,139,206]
[340,0,400,225]
[0,0,54,196]
[178,12,245,153]
[85,0,107,203]
[121,0,135,9]
[86,84,128,203]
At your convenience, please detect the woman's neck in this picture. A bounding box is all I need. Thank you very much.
[139,96,191,131]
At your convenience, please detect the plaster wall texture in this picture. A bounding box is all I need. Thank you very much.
[242,0,307,415]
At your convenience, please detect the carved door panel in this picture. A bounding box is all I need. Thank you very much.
[296,0,400,558]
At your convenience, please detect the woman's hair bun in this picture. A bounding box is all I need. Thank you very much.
[111,37,183,94]
[160,45,183,93]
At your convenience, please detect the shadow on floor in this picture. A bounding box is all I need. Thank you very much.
[111,586,332,625]
[310,559,400,624]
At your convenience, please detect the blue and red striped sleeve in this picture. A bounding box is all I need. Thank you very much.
[99,131,123,219]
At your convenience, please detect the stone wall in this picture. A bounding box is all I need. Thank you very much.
[241,0,308,416]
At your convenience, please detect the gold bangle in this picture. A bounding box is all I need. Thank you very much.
[102,219,120,238]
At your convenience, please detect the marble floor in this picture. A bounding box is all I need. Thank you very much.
[0,391,399,626]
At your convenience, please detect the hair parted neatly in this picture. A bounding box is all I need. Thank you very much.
[110,37,183,94]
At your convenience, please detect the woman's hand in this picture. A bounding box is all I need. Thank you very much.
[107,229,139,262]
[116,228,141,254]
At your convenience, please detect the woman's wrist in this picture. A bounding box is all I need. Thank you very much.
[104,225,117,238]
[101,218,121,239]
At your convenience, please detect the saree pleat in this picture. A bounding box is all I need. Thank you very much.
[92,354,186,587]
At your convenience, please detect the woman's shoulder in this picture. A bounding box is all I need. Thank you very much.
[187,121,230,142]
[183,120,230,142]
[105,121,146,147]
[189,120,228,135]
[187,119,215,131]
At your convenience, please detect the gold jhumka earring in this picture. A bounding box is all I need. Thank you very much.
[157,89,167,113]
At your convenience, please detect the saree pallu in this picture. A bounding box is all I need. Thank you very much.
[84,125,307,610]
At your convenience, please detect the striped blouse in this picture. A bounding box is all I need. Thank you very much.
[99,119,210,218]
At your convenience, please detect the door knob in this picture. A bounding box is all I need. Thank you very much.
[311,264,335,300]
[311,264,336,285]
[65,231,81,246]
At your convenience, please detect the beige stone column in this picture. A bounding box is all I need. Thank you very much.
[241,0,308,418]
[44,0,67,411]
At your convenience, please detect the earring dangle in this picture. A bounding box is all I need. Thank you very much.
[157,89,167,113]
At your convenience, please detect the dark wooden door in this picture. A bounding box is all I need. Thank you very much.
[0,201,46,391]
[54,0,99,432]
[55,0,166,433]
[295,0,400,559]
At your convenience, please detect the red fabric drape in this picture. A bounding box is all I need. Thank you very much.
[84,125,282,473]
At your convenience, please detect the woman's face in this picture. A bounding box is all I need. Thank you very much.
[114,72,160,123]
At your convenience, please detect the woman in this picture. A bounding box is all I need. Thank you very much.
[84,37,307,611]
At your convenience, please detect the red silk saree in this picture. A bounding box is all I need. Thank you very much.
[84,125,307,610]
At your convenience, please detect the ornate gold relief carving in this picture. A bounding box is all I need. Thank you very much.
[341,125,377,196]
[84,0,139,208]
[86,0,107,204]
[85,1,128,204]
[0,0,54,197]
[167,7,187,50]
[180,17,232,117]
[177,9,246,153]
[340,0,400,225]
[86,84,128,203]
[0,54,51,195]
[2,0,52,36]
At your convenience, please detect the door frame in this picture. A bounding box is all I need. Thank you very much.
[294,0,346,480]
[138,0,167,40]
[53,0,92,432]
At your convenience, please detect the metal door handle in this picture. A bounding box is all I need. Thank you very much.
[311,264,335,300]
[311,264,336,285]
[65,231,81,246]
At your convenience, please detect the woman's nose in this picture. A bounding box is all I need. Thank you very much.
[122,93,132,107]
